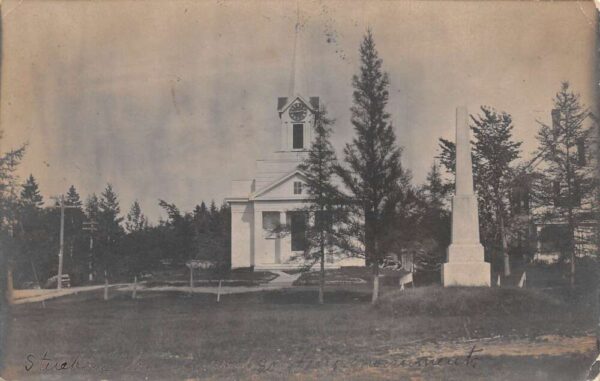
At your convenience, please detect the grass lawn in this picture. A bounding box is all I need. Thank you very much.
[2,285,597,381]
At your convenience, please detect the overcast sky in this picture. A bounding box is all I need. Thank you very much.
[2,0,597,222]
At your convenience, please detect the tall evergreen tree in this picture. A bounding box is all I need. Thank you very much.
[0,137,26,353]
[296,106,345,304]
[535,82,594,287]
[125,200,148,233]
[85,194,100,222]
[83,194,100,281]
[472,107,521,276]
[0,141,26,233]
[414,162,451,273]
[218,202,232,268]
[123,200,150,278]
[62,185,86,283]
[20,174,43,208]
[159,199,195,264]
[98,184,124,278]
[335,30,411,303]
[423,162,449,211]
[65,185,82,207]
[16,174,48,285]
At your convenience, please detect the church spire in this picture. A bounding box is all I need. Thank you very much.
[288,2,307,99]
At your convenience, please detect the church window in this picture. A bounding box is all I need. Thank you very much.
[262,212,280,238]
[293,124,304,149]
[293,181,302,194]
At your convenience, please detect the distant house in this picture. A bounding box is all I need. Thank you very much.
[516,112,599,264]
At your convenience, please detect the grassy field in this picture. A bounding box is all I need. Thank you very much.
[1,284,598,381]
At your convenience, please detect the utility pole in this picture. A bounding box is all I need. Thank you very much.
[82,220,98,282]
[51,195,78,290]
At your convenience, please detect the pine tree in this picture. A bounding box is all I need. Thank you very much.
[20,174,43,208]
[16,174,48,286]
[83,193,100,280]
[85,194,100,221]
[125,200,148,233]
[62,185,86,283]
[123,200,149,278]
[159,199,195,264]
[335,30,411,303]
[193,201,213,261]
[535,82,594,287]
[65,185,82,207]
[423,162,448,211]
[296,106,345,304]
[98,184,124,277]
[472,107,522,276]
[414,162,451,273]
[0,144,26,234]
[0,139,27,291]
[218,202,232,268]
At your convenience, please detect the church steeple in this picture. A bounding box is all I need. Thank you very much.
[288,3,308,99]
[276,3,319,152]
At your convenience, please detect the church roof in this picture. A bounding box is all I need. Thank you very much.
[250,168,308,200]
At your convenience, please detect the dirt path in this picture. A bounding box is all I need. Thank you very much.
[116,270,302,295]
[11,284,127,304]
[387,334,596,360]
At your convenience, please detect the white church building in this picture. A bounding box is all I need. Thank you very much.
[225,23,362,270]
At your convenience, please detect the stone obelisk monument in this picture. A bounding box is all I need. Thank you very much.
[442,107,491,287]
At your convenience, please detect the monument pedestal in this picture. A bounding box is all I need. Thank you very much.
[442,243,491,287]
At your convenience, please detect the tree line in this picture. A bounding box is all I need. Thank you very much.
[4,175,230,287]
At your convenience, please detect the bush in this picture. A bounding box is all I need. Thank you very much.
[375,286,563,317]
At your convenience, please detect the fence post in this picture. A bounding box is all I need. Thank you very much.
[132,275,137,299]
[103,272,108,301]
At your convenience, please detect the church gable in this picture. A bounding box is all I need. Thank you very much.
[252,170,309,200]
[278,96,319,117]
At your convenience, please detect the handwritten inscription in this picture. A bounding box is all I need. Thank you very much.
[24,345,484,374]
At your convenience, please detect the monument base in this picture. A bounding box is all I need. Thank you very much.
[442,261,491,287]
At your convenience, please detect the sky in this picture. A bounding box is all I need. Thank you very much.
[1,0,597,222]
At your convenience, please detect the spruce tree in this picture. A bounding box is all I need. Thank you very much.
[85,194,100,222]
[0,142,26,233]
[17,174,47,286]
[415,162,451,273]
[125,200,148,233]
[472,107,521,276]
[20,174,43,208]
[336,30,411,303]
[98,184,124,277]
[62,185,86,282]
[297,106,344,304]
[535,82,594,287]
[65,185,82,207]
[423,162,448,212]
